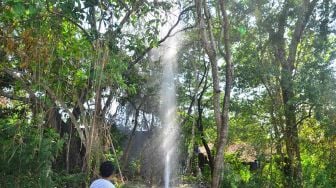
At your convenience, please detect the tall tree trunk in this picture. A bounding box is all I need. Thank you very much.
[272,1,317,186]
[280,68,302,187]
[195,0,233,187]
[195,0,222,135]
[211,1,234,187]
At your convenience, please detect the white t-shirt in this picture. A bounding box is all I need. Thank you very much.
[90,178,115,188]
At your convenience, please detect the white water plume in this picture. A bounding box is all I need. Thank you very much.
[145,2,184,186]
[159,28,183,187]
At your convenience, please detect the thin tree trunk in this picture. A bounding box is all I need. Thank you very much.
[195,0,222,135]
[122,107,140,171]
[195,62,214,173]
[195,0,233,186]
[197,90,214,173]
[185,117,196,173]
[211,1,233,187]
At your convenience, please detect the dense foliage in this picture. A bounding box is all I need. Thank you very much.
[1,0,335,187]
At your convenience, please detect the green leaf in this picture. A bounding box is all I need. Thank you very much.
[13,3,25,17]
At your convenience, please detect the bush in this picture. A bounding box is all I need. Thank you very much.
[0,116,63,187]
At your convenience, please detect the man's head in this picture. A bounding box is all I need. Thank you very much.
[100,161,114,178]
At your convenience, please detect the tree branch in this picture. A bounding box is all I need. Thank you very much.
[102,91,114,117]
[3,68,46,110]
[45,0,94,49]
[130,6,195,66]
[179,60,209,127]
[296,105,314,126]
[118,1,146,30]
[40,82,86,143]
[0,90,30,104]
[287,0,318,66]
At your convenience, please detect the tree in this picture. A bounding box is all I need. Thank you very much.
[0,0,188,185]
[195,0,234,186]
[233,0,336,186]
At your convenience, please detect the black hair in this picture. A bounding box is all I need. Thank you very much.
[100,161,114,178]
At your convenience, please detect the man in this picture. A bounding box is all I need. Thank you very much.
[90,161,116,188]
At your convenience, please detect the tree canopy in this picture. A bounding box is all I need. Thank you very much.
[1,0,335,187]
